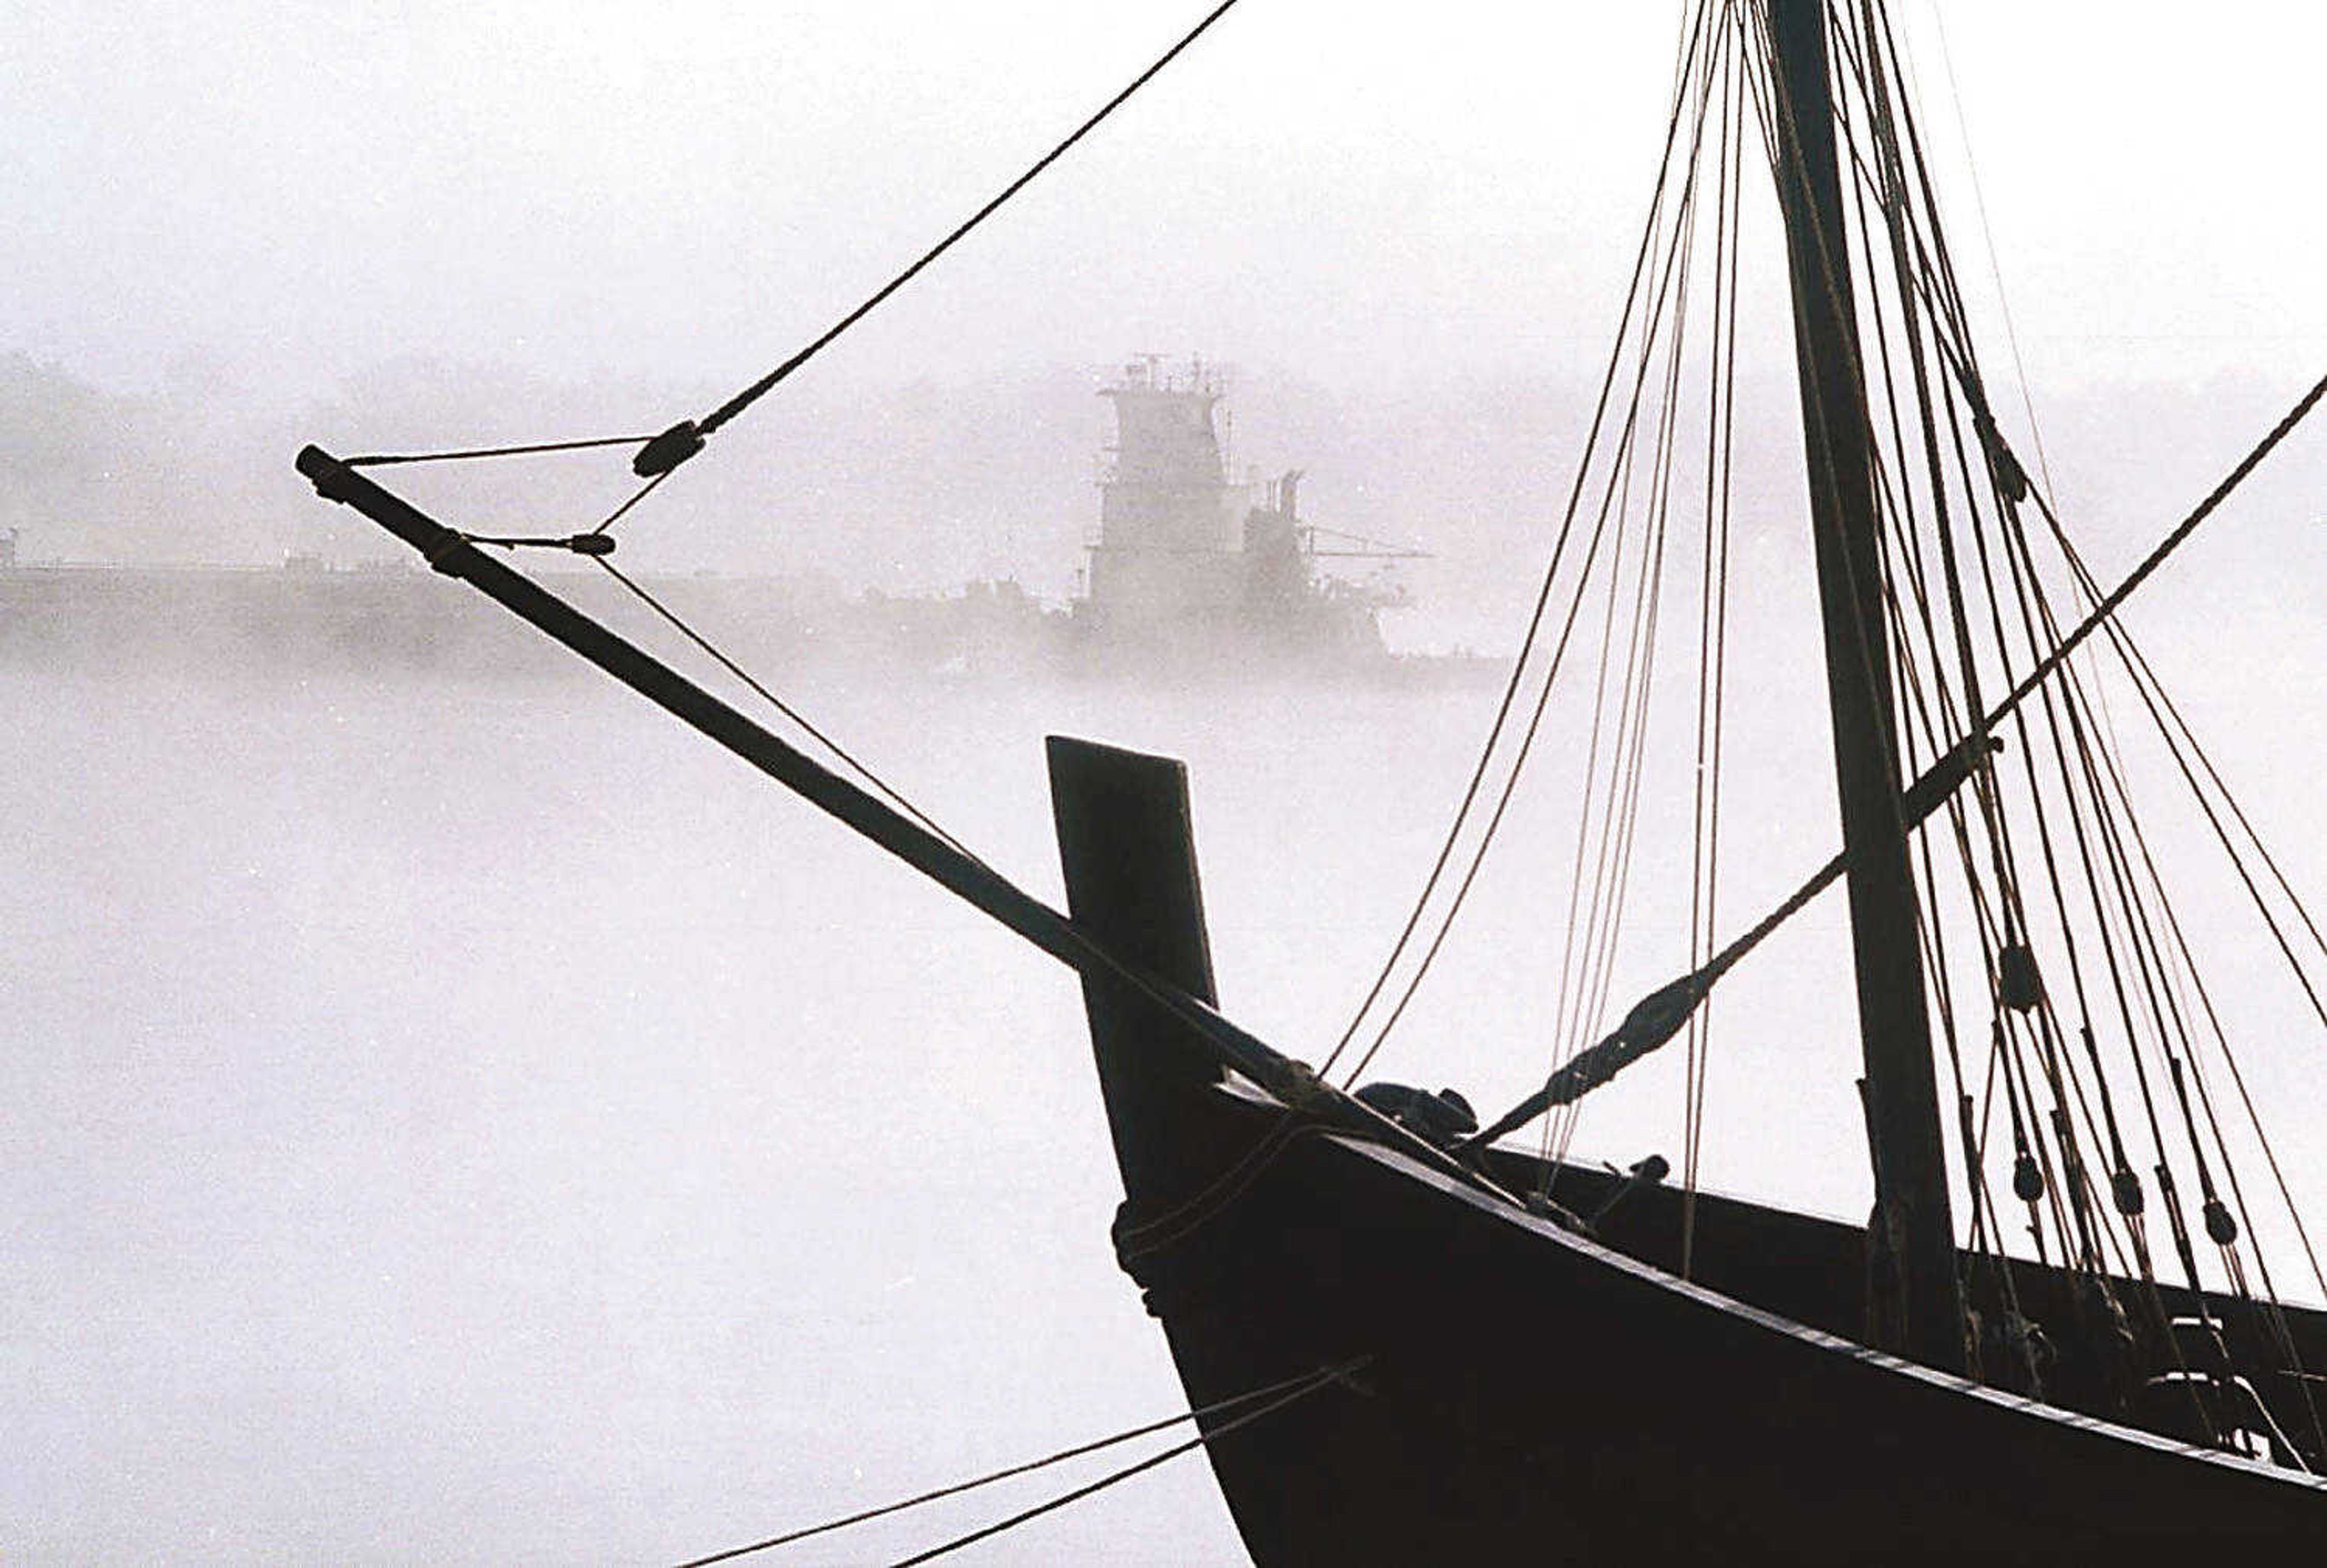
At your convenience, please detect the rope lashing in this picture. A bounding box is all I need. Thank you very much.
[1464,972,1710,1156]
[461,531,618,556]
[632,419,707,479]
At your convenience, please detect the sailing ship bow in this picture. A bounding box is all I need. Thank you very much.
[295,0,2327,1557]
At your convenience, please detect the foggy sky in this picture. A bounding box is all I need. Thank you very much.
[12,5,2325,392]
[7,2,2325,619]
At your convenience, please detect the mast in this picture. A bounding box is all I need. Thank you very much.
[1762,0,1967,1374]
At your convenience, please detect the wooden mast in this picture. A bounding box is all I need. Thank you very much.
[1763,0,1967,1374]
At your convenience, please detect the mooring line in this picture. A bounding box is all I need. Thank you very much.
[668,1357,1363,1567]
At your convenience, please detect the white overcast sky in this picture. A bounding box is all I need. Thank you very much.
[8,1,2324,408]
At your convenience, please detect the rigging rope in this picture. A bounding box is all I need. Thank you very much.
[667,1358,1360,1568]
[1316,0,1726,1083]
[1852,0,2198,1306]
[1682,16,1743,1273]
[627,0,1248,502]
[589,556,980,861]
[1983,378,2327,730]
[1844,0,2318,1320]
[1473,367,2327,1169]
[882,1369,1332,1567]
[587,469,672,537]
[1836,5,2327,1444]
[1917,0,2058,503]
[1333,0,1736,1091]
[344,433,661,467]
[1456,2,2327,1347]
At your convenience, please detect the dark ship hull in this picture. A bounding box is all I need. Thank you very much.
[1050,737,2327,1564]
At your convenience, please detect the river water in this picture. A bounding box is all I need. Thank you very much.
[8,608,2323,1561]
